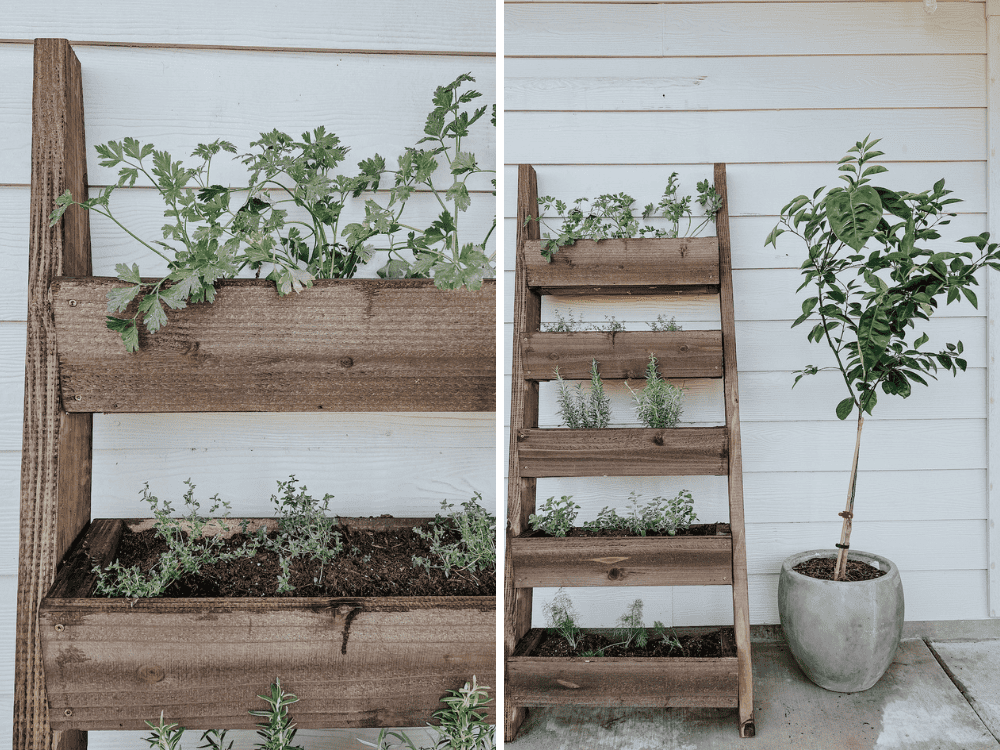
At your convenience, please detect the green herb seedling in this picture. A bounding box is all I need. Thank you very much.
[554,359,611,429]
[528,495,580,537]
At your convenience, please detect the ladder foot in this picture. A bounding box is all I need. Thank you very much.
[740,719,756,738]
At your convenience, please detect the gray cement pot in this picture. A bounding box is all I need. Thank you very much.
[778,549,904,692]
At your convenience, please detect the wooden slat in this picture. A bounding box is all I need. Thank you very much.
[517,427,728,477]
[16,38,92,750]
[523,237,720,295]
[716,163,755,738]
[522,330,723,380]
[39,596,495,730]
[51,277,495,413]
[506,164,542,741]
[507,653,738,708]
[511,534,733,588]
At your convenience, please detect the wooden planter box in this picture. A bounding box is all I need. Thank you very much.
[50,277,496,413]
[39,516,496,730]
[510,526,733,588]
[507,628,738,709]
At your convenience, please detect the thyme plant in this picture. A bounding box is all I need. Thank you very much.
[412,495,496,581]
[627,354,684,428]
[583,490,697,536]
[766,136,1000,579]
[528,495,580,537]
[531,174,722,261]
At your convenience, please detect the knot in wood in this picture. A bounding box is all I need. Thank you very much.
[653,434,665,446]
[679,345,689,352]
[339,356,354,368]
[137,664,165,683]
[607,568,622,580]
[548,352,559,360]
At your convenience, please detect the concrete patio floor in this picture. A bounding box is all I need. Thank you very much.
[507,627,1000,750]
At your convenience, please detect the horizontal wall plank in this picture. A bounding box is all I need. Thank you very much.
[503,163,989,221]
[2,2,494,52]
[507,110,985,165]
[518,427,728,477]
[52,278,495,413]
[0,45,496,186]
[511,534,733,587]
[505,3,984,57]
[506,55,985,111]
[507,653,738,708]
[522,331,723,380]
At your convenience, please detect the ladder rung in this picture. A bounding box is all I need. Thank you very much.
[522,330,723,380]
[511,533,734,588]
[507,651,739,708]
[517,427,728,477]
[523,237,720,295]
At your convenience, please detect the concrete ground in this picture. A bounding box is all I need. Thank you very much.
[507,627,1000,750]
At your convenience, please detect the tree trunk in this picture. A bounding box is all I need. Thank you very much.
[833,412,864,580]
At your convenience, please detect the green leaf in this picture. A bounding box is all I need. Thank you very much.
[106,284,140,313]
[826,185,883,251]
[115,262,143,284]
[836,397,855,420]
[106,316,139,353]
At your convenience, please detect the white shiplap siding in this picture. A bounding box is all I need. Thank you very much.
[503,1,992,632]
[2,3,495,747]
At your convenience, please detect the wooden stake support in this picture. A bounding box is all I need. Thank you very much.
[16,39,496,747]
[504,163,755,740]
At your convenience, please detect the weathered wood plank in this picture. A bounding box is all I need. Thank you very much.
[517,427,728,477]
[39,596,496,730]
[507,653,738,707]
[715,163,754,737]
[511,534,733,588]
[522,331,723,380]
[16,38,92,750]
[506,164,542,741]
[51,277,495,413]
[523,238,720,294]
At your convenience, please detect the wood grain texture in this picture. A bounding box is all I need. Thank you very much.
[2,0,495,53]
[511,534,733,588]
[506,164,542,741]
[39,517,495,730]
[517,427,728,478]
[504,3,984,57]
[524,237,720,294]
[17,38,92,750]
[507,652,738,708]
[522,330,722,380]
[715,163,754,736]
[51,278,495,413]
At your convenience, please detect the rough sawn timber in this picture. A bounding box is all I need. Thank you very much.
[522,237,720,295]
[510,532,734,588]
[522,330,723,380]
[51,277,496,413]
[516,427,728,477]
[39,518,496,730]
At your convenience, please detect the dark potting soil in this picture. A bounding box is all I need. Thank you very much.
[792,557,887,582]
[524,522,730,538]
[531,627,737,658]
[105,522,494,598]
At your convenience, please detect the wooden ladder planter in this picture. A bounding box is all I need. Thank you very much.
[16,39,495,746]
[505,163,754,740]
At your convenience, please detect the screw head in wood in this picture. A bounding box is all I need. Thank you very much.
[74,395,82,401]
[68,300,78,307]
[64,709,73,717]
[54,623,64,632]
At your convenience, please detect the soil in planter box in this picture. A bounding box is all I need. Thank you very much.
[792,557,887,582]
[531,627,737,658]
[107,522,494,598]
[524,522,730,538]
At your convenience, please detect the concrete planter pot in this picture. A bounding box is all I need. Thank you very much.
[778,549,904,692]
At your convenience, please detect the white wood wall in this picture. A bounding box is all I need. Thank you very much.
[504,1,993,633]
[1,2,495,747]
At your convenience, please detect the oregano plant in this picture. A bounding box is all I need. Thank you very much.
[766,136,1000,580]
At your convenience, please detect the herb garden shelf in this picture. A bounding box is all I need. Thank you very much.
[17,39,495,745]
[504,163,754,739]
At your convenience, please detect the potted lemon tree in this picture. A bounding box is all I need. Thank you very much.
[765,136,1000,691]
